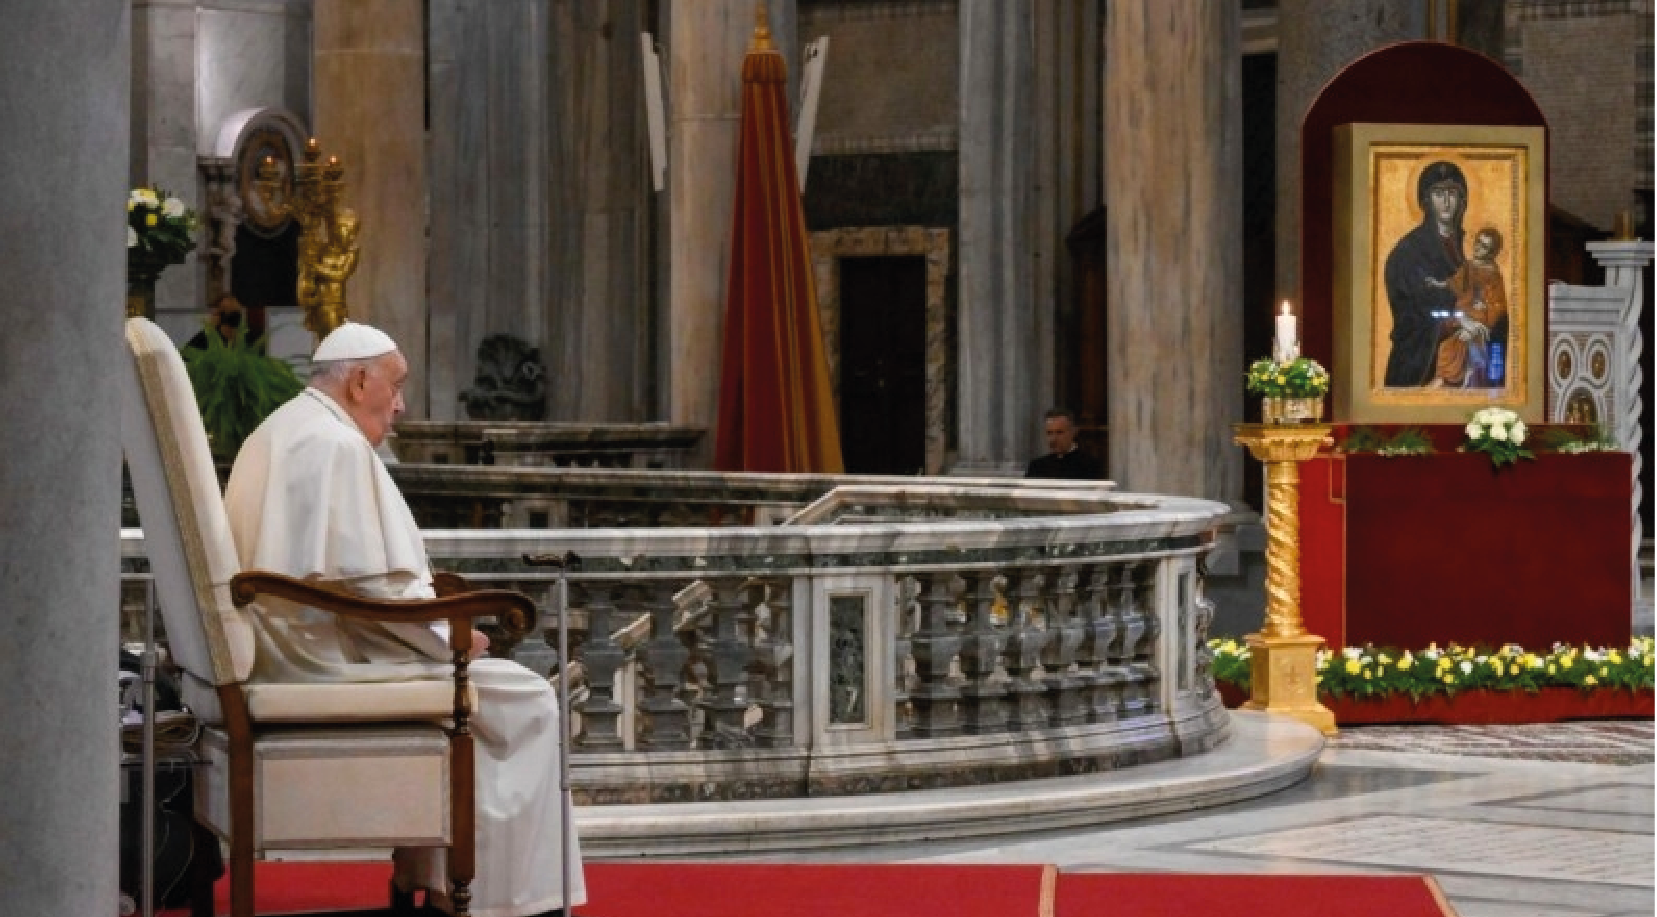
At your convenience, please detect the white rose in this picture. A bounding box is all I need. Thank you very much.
[127,226,137,248]
[1465,422,1481,439]
[1489,424,1508,442]
[1459,660,1473,674]
[162,197,185,218]
[1511,421,1526,444]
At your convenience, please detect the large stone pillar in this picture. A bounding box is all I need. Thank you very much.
[314,0,428,414]
[955,0,1038,476]
[0,2,127,913]
[661,0,795,455]
[131,0,201,331]
[547,0,654,422]
[1274,0,1425,304]
[428,0,552,421]
[1104,0,1243,501]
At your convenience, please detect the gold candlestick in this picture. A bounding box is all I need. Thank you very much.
[1233,422,1337,735]
[254,138,359,339]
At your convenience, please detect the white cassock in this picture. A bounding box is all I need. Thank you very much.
[224,388,585,917]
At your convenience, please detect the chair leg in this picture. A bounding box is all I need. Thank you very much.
[388,878,419,915]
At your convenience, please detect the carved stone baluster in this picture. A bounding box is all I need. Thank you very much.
[907,572,963,738]
[1079,563,1121,722]
[1112,562,1150,718]
[1133,562,1162,713]
[749,577,795,748]
[697,577,755,748]
[1002,568,1050,731]
[892,575,917,739]
[1192,556,1217,700]
[1041,566,1088,726]
[639,581,691,749]
[577,581,626,750]
[957,571,1009,734]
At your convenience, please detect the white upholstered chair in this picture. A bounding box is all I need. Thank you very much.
[120,317,535,917]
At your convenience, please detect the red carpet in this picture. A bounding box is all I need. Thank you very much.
[160,860,1458,917]
[1057,873,1457,917]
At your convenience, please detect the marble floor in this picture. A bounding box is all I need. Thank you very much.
[736,721,1655,917]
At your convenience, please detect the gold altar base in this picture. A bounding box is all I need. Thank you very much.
[1241,632,1336,735]
[1233,421,1338,736]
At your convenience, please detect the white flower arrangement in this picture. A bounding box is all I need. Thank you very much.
[1461,407,1533,468]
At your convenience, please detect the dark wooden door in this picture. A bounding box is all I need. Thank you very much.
[838,256,926,475]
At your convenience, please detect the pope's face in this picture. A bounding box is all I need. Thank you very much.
[351,351,407,447]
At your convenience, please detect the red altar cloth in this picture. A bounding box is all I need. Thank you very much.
[1300,450,1633,651]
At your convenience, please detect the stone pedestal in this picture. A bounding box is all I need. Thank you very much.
[1104,1,1243,501]
[0,3,128,912]
[313,0,428,414]
[1233,423,1336,735]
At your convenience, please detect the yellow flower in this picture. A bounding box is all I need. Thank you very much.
[1362,669,1372,680]
[1509,664,1520,676]
[1441,673,1455,684]
[1345,659,1360,675]
[1585,675,1598,686]
[1547,663,1556,675]
[146,213,157,226]
[1609,650,1622,664]
[1599,667,1609,678]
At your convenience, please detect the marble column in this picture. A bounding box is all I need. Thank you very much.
[954,0,1038,477]
[0,3,127,913]
[1033,0,1103,438]
[662,0,795,458]
[131,0,201,331]
[547,0,654,422]
[428,0,552,421]
[1104,0,1243,501]
[1274,0,1425,304]
[314,0,428,415]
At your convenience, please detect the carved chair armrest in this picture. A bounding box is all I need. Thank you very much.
[432,570,472,598]
[229,570,537,643]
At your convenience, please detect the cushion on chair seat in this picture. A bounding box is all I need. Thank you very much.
[245,680,479,723]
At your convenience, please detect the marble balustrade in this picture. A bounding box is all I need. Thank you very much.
[121,480,1230,802]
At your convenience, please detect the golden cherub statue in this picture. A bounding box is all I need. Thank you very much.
[299,207,360,338]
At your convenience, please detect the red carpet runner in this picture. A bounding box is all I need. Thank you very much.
[163,860,1458,916]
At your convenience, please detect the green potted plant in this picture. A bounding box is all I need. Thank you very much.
[181,322,303,464]
[1246,354,1331,423]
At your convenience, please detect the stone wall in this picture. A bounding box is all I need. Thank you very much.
[1507,0,1655,229]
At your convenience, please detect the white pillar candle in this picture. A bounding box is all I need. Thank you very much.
[1274,300,1297,361]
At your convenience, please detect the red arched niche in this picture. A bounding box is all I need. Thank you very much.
[1298,41,1547,378]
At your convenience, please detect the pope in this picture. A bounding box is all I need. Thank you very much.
[223,321,584,917]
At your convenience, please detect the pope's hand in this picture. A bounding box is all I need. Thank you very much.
[470,628,490,661]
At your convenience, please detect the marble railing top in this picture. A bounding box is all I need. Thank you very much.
[389,464,1119,501]
[392,421,705,447]
[120,484,1225,577]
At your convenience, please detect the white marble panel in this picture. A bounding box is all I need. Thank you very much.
[1191,814,1653,886]
[197,5,311,154]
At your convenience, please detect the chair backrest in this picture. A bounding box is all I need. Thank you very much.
[121,317,255,692]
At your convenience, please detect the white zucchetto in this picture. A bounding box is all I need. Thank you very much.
[312,321,398,363]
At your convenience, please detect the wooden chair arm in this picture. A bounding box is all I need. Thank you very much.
[230,570,537,637]
[432,571,472,598]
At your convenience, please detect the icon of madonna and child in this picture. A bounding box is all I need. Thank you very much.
[1382,159,1513,391]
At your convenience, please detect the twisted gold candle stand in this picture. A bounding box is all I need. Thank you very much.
[1233,422,1338,735]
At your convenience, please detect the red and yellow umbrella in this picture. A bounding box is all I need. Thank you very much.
[713,9,843,474]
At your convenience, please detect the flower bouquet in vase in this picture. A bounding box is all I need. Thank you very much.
[126,185,198,319]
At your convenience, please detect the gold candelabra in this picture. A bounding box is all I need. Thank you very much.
[254,138,360,339]
[1232,422,1338,735]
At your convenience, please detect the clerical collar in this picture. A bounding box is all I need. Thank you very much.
[304,387,368,440]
